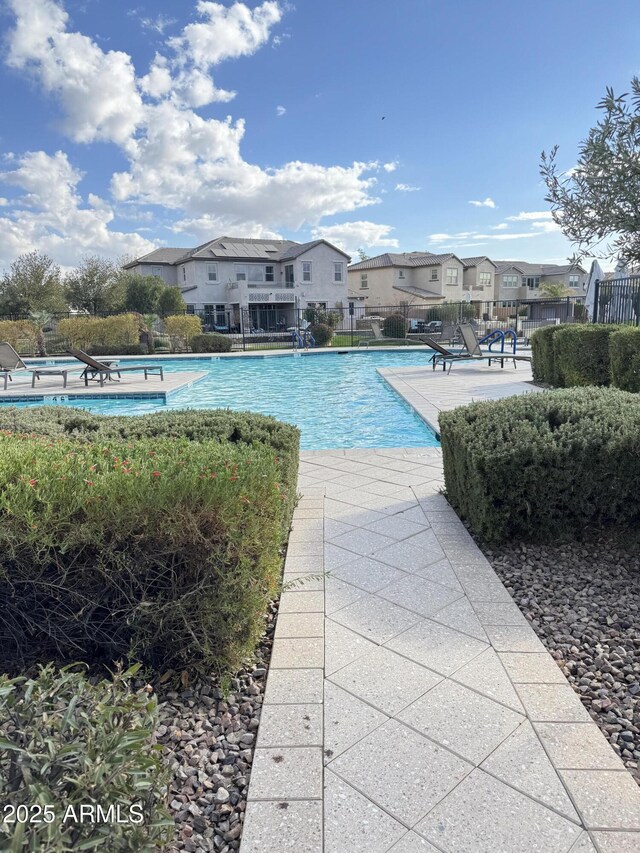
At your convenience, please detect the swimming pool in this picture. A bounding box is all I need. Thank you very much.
[12,351,439,450]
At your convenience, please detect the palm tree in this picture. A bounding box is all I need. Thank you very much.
[29,310,53,357]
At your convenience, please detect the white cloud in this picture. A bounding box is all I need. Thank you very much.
[6,0,143,145]
[382,161,398,173]
[2,0,386,267]
[0,150,155,268]
[531,220,561,233]
[272,32,291,48]
[469,197,496,208]
[168,1,283,69]
[311,221,398,254]
[395,183,420,192]
[491,223,508,230]
[276,105,286,116]
[137,13,178,35]
[507,211,553,221]
[428,229,543,246]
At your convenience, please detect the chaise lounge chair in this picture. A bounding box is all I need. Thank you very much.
[360,319,413,347]
[426,325,531,373]
[0,341,70,390]
[68,349,164,387]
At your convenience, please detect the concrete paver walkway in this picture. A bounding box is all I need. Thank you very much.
[241,363,640,853]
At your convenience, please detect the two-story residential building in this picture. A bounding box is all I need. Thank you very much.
[460,256,496,298]
[494,261,587,302]
[347,252,467,306]
[124,236,350,331]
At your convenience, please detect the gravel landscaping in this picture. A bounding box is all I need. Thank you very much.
[487,537,640,782]
[155,600,277,852]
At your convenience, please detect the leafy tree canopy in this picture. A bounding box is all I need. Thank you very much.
[541,77,640,264]
[0,251,67,314]
[65,256,125,314]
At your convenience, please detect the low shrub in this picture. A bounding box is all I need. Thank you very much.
[308,322,333,346]
[163,315,202,351]
[0,432,288,674]
[190,333,232,353]
[609,326,640,392]
[0,319,38,353]
[89,344,146,356]
[58,315,140,352]
[439,387,640,544]
[383,313,407,338]
[530,324,565,385]
[553,324,618,387]
[0,664,172,852]
[0,406,299,561]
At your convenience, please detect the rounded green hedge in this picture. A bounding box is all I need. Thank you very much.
[382,313,407,338]
[531,325,564,385]
[308,322,333,346]
[609,326,640,392]
[552,324,619,387]
[439,386,640,544]
[190,333,232,353]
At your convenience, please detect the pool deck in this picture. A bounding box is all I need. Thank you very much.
[241,360,640,853]
[0,369,206,402]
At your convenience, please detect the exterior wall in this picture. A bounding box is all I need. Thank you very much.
[463,260,495,300]
[131,262,178,285]
[348,267,401,305]
[495,267,525,301]
[439,258,465,302]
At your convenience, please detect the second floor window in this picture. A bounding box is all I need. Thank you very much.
[569,274,580,288]
[334,262,344,282]
[360,273,368,289]
[285,264,294,287]
[151,266,162,276]
[524,276,540,289]
[503,274,519,288]
[207,263,218,282]
[479,272,492,286]
[235,265,247,282]
[398,270,406,279]
[446,267,458,285]
[265,265,275,282]
[182,266,186,282]
[431,268,438,280]
[302,262,312,282]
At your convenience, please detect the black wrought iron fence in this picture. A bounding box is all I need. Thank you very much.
[592,277,640,325]
[0,296,587,355]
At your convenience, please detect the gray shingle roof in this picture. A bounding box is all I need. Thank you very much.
[126,236,349,266]
[393,284,442,299]
[348,252,461,271]
[494,260,586,276]
[461,256,496,269]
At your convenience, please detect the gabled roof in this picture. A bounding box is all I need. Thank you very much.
[348,251,462,271]
[494,260,587,276]
[125,236,349,267]
[461,256,496,269]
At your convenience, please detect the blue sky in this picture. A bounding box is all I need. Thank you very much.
[0,0,638,270]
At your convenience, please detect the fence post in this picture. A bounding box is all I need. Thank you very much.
[592,280,599,323]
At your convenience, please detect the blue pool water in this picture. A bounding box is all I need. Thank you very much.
[12,351,439,450]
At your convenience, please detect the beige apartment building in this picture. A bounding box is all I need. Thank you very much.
[347,252,467,306]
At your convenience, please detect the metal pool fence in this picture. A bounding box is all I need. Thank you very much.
[0,296,587,355]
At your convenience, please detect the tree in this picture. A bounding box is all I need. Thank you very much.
[541,77,640,264]
[157,286,186,317]
[0,252,66,314]
[65,256,125,314]
[538,281,574,298]
[121,273,164,313]
[357,248,370,262]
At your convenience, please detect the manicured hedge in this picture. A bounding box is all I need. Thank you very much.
[308,322,333,346]
[552,324,619,387]
[439,387,640,544]
[530,324,564,385]
[190,333,232,353]
[383,313,407,338]
[58,315,140,351]
[0,664,172,852]
[0,407,299,545]
[609,326,640,393]
[0,431,288,674]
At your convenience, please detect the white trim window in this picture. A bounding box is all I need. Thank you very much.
[206,263,218,282]
[265,265,275,283]
[284,264,294,288]
[182,266,186,282]
[360,273,369,289]
[503,274,519,288]
[151,265,162,277]
[479,272,492,287]
[398,269,406,279]
[302,261,312,282]
[248,266,265,285]
[524,276,540,289]
[430,268,438,281]
[235,265,247,282]
[445,267,459,285]
[569,274,580,288]
[333,262,344,282]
